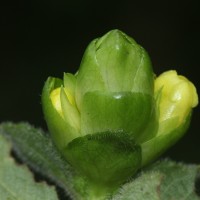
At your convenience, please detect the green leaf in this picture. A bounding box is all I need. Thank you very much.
[0,122,80,199]
[112,160,200,200]
[0,134,59,200]
[1,122,199,200]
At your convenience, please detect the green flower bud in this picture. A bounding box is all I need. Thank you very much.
[42,30,198,197]
[75,29,154,110]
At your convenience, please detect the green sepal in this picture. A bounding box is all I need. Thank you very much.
[63,131,141,192]
[141,112,192,167]
[41,77,79,151]
[75,29,154,110]
[81,91,156,143]
[63,73,76,98]
[60,86,80,131]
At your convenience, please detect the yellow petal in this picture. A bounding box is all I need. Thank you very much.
[155,70,198,125]
[50,88,63,118]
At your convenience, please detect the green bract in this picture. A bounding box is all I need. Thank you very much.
[42,30,198,196]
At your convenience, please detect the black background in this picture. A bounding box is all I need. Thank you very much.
[1,0,200,165]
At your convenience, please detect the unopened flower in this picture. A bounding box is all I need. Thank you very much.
[42,30,198,194]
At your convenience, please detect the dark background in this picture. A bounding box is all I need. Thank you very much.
[1,0,200,164]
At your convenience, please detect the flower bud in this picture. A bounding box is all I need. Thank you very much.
[141,70,198,166]
[42,30,198,197]
[42,77,80,152]
[75,30,156,142]
[155,70,198,133]
[75,29,154,110]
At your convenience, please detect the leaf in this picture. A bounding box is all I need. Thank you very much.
[0,134,59,200]
[1,122,199,200]
[112,160,200,200]
[0,122,80,199]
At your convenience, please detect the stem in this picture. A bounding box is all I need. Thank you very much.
[86,182,115,200]
[74,175,116,200]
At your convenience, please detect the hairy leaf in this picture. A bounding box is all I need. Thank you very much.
[0,134,59,200]
[1,122,199,200]
[0,122,80,199]
[112,160,200,200]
